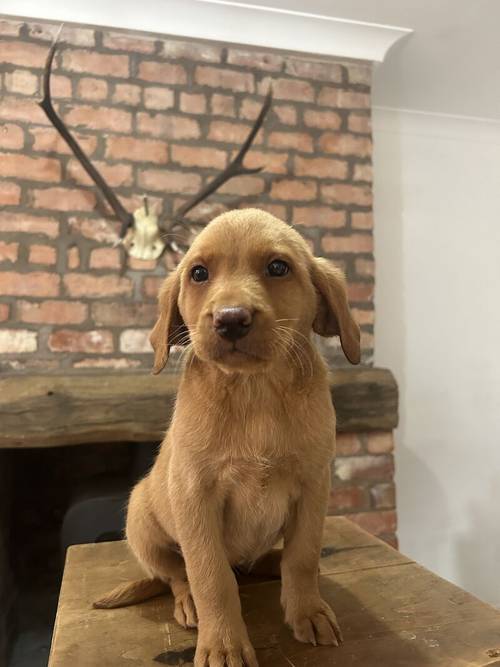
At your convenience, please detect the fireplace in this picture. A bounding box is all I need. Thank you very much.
[0,15,398,666]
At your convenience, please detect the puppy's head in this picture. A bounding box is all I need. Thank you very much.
[150,209,360,374]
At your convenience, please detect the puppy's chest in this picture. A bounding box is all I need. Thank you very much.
[218,456,300,563]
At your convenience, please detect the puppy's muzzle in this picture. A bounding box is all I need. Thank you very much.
[213,307,252,341]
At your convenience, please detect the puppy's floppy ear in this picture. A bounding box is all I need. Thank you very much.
[149,269,187,375]
[311,257,361,365]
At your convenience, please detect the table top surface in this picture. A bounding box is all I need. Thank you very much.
[49,517,500,666]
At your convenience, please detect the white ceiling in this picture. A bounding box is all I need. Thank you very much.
[230,0,500,121]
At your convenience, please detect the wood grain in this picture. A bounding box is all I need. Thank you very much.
[49,517,500,667]
[0,367,398,448]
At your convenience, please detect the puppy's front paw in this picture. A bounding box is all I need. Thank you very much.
[285,597,343,647]
[195,624,258,667]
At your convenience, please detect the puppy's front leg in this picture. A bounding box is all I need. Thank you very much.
[173,491,258,667]
[281,471,343,647]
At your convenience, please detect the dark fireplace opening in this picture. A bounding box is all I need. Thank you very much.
[6,441,157,667]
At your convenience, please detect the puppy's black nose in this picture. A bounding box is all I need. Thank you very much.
[213,307,252,341]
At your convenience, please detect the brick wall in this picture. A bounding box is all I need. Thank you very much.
[0,18,374,371]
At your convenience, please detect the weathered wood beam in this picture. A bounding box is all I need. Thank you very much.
[0,368,397,449]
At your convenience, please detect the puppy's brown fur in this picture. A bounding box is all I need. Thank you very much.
[95,209,360,666]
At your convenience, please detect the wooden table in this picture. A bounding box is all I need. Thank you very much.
[49,517,500,666]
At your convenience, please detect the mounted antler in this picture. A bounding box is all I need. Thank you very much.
[38,29,273,260]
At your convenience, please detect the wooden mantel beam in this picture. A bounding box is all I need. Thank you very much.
[0,367,398,449]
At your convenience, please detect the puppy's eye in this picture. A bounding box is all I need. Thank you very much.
[267,259,289,277]
[191,265,209,282]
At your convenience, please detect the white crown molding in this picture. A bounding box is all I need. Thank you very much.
[0,0,411,62]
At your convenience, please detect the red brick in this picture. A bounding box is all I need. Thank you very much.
[62,49,129,77]
[138,169,201,193]
[241,150,288,174]
[319,132,372,157]
[354,163,372,182]
[31,187,96,212]
[89,247,122,270]
[211,94,235,117]
[91,302,157,327]
[227,49,283,71]
[361,331,374,349]
[195,66,254,92]
[143,276,163,298]
[137,113,200,140]
[355,258,374,278]
[51,75,72,99]
[68,217,120,243]
[67,246,80,269]
[66,159,133,187]
[0,213,59,238]
[119,329,153,353]
[218,175,265,196]
[267,131,312,153]
[0,40,47,67]
[0,182,21,206]
[348,282,374,302]
[349,510,397,537]
[17,299,88,324]
[0,271,60,297]
[274,105,297,125]
[370,483,396,509]
[348,113,371,134]
[30,127,97,156]
[4,69,38,95]
[0,20,21,36]
[105,136,168,164]
[294,155,348,180]
[0,329,37,353]
[271,179,316,201]
[127,257,157,271]
[0,153,61,182]
[48,328,113,353]
[348,65,372,86]
[0,96,50,125]
[352,212,373,230]
[172,144,226,169]
[73,357,141,369]
[318,87,370,108]
[161,40,221,62]
[112,83,141,105]
[0,123,24,150]
[285,59,342,82]
[0,304,9,321]
[208,121,261,145]
[28,244,56,265]
[367,432,394,454]
[138,61,187,84]
[321,183,372,207]
[64,273,132,298]
[293,206,345,229]
[180,92,207,114]
[144,87,175,110]
[76,77,108,101]
[322,234,373,254]
[0,241,18,263]
[335,455,393,482]
[27,23,95,47]
[336,433,363,456]
[352,308,374,326]
[102,33,155,54]
[258,77,314,102]
[304,110,342,131]
[64,105,131,133]
[329,485,367,513]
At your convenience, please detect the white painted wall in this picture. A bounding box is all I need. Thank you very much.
[373,107,500,607]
